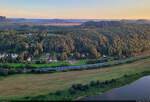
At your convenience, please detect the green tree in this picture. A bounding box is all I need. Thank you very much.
[90,47,101,58]
[60,52,68,61]
[34,49,39,56]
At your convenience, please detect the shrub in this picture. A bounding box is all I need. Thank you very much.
[90,80,96,87]
[69,88,76,95]
[24,96,30,99]
[76,84,83,90]
[82,84,89,90]
[104,80,109,84]
[0,68,8,76]
[60,64,69,67]
[71,83,87,91]
[35,60,41,64]
[8,68,18,75]
[124,74,128,77]
[2,64,10,68]
[35,95,46,99]
[25,64,32,69]
[96,80,100,86]
[17,68,24,74]
[71,84,77,89]
[110,79,116,83]
[55,91,62,96]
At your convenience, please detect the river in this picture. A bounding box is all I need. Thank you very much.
[40,63,105,70]
[80,75,150,101]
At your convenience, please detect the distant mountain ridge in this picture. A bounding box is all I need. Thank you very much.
[0,16,7,22]
[81,21,128,28]
[0,16,148,24]
[8,18,120,23]
[8,18,150,24]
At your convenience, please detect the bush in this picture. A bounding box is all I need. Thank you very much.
[75,84,82,90]
[71,84,77,89]
[0,68,8,76]
[24,96,30,99]
[25,64,32,69]
[55,91,62,96]
[60,64,69,67]
[17,68,24,74]
[104,80,109,84]
[71,83,88,91]
[110,79,116,83]
[82,84,89,90]
[69,88,76,95]
[90,80,96,87]
[35,60,41,64]
[8,68,18,75]
[124,74,128,77]
[2,64,10,68]
[96,80,100,86]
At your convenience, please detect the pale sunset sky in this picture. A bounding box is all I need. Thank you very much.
[0,0,150,19]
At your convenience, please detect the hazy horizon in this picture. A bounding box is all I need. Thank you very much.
[0,0,150,19]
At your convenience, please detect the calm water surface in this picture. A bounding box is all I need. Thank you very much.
[80,75,150,101]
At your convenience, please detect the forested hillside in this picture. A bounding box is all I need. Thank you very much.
[0,21,150,61]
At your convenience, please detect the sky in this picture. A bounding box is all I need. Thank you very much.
[0,0,150,19]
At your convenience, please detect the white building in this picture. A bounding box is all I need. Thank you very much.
[46,53,50,57]
[103,55,107,58]
[81,54,86,57]
[0,53,8,59]
[40,57,49,60]
[28,33,32,36]
[70,53,74,57]
[0,54,5,59]
[11,53,19,58]
[27,57,32,62]
[48,59,58,63]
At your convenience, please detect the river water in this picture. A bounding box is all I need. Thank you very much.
[80,75,150,101]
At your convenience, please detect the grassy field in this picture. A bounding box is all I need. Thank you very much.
[30,62,71,68]
[1,57,127,68]
[1,57,119,68]
[19,71,150,101]
[4,59,88,68]
[6,62,71,68]
[6,63,25,67]
[0,58,150,99]
[72,60,87,66]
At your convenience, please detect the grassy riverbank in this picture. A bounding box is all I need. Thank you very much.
[0,56,124,69]
[0,56,149,77]
[0,57,150,100]
[13,71,150,101]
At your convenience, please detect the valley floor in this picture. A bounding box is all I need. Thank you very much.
[0,57,150,100]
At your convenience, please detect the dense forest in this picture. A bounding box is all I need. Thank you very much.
[0,21,150,62]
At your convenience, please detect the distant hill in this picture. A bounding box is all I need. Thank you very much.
[120,19,150,24]
[8,18,67,23]
[0,16,148,24]
[8,18,120,23]
[0,16,7,22]
[81,21,129,28]
[81,20,150,28]
[8,18,150,24]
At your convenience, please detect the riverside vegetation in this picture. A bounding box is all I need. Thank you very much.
[13,71,150,101]
[0,55,149,77]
